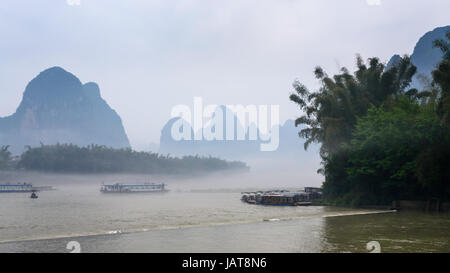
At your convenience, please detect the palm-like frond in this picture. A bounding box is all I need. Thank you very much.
[290,54,417,155]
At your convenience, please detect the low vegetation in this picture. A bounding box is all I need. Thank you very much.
[0,144,248,175]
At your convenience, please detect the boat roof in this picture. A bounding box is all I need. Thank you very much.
[0,183,33,186]
[242,190,307,194]
[103,183,164,186]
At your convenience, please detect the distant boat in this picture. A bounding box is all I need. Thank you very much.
[241,189,321,206]
[100,183,168,193]
[0,183,34,193]
[30,191,38,199]
[0,183,54,193]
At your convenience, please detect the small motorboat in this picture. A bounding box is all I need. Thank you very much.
[30,191,38,199]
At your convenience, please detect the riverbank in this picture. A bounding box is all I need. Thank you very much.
[312,199,450,213]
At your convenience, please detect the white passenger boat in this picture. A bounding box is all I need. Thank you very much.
[0,183,54,193]
[0,183,34,193]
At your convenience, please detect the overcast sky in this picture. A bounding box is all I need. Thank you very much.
[1,0,449,150]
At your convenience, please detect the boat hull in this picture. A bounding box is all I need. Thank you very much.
[100,183,168,193]
[100,189,169,193]
[0,190,34,193]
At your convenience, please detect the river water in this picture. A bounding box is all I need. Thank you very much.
[0,171,449,253]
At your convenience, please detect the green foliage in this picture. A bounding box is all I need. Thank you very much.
[0,145,11,170]
[432,32,450,127]
[18,144,248,174]
[343,98,447,203]
[291,49,450,206]
[433,32,450,62]
[289,55,416,156]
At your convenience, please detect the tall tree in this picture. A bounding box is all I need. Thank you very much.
[289,55,416,156]
[432,31,450,127]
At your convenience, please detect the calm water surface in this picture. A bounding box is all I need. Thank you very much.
[0,172,448,253]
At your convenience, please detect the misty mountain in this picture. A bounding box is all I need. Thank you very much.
[385,54,402,71]
[159,105,258,159]
[160,26,450,162]
[388,25,450,90]
[158,106,319,161]
[0,67,130,154]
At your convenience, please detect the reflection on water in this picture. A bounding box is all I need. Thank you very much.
[322,212,450,253]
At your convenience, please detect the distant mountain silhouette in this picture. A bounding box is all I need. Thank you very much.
[159,117,196,157]
[159,106,258,159]
[0,67,130,154]
[385,54,402,71]
[388,25,450,90]
[158,105,319,161]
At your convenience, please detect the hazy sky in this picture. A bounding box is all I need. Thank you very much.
[1,0,449,150]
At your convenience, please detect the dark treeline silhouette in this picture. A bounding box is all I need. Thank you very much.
[5,144,248,174]
[290,33,450,206]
